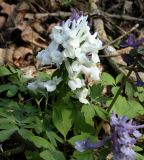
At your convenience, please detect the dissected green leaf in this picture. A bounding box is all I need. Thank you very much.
[125,82,134,97]
[112,86,120,95]
[100,72,116,86]
[108,96,144,118]
[0,66,12,77]
[40,150,66,160]
[46,131,63,147]
[25,151,40,160]
[73,151,94,160]
[52,107,73,139]
[81,104,95,126]
[92,104,107,121]
[18,128,34,140]
[0,118,16,129]
[115,73,123,84]
[28,136,54,150]
[73,109,94,134]
[90,83,104,99]
[0,127,18,142]
[6,85,18,97]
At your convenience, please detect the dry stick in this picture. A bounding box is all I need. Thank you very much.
[99,47,132,57]
[104,12,144,22]
[100,24,139,50]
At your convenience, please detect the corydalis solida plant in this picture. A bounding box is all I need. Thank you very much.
[28,9,102,104]
[75,113,144,160]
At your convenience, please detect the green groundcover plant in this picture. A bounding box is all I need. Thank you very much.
[0,10,144,160]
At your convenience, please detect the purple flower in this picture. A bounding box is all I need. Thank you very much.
[135,72,144,87]
[75,137,111,152]
[75,113,144,160]
[70,9,83,21]
[120,34,144,48]
[110,112,144,160]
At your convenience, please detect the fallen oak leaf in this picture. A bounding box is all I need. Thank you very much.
[6,45,34,67]
[31,22,45,34]
[13,46,33,67]
[0,13,7,29]
[21,25,47,48]
[0,2,16,16]
[0,2,16,26]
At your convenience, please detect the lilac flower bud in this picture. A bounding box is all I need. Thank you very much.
[70,9,83,21]
[75,136,111,152]
[120,34,144,48]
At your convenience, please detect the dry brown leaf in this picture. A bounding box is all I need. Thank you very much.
[32,22,45,34]
[49,0,59,10]
[15,12,26,26]
[0,2,15,16]
[24,13,49,22]
[13,47,32,59]
[21,25,47,48]
[6,45,34,67]
[0,15,6,29]
[0,2,16,27]
[6,45,16,64]
[16,20,29,32]
[0,48,6,65]
[16,1,30,11]
[13,47,33,67]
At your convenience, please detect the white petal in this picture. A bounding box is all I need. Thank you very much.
[76,88,89,104]
[68,78,85,90]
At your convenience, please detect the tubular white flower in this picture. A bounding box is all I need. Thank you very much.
[81,65,100,81]
[68,78,85,91]
[27,81,41,91]
[76,88,89,104]
[43,76,62,92]
[28,76,62,92]
[50,26,68,44]
[34,10,103,104]
[37,42,63,67]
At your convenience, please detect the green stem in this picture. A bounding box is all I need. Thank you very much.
[96,61,137,136]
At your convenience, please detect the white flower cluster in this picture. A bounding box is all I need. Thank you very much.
[27,76,62,92]
[29,10,102,103]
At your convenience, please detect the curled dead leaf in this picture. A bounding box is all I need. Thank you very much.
[0,2,15,16]
[6,45,33,67]
[21,25,47,48]
[16,1,30,11]
[0,15,6,29]
[32,22,45,34]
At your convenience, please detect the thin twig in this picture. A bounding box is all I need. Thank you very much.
[99,47,132,57]
[100,24,139,50]
[104,12,144,22]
